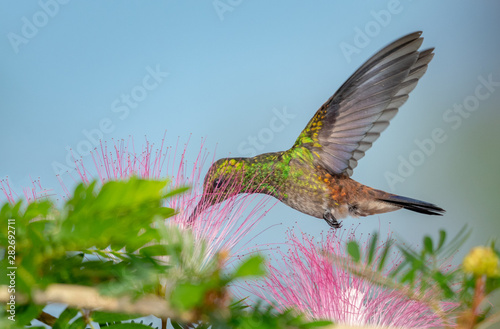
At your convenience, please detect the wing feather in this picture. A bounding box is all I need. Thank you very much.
[292,32,434,176]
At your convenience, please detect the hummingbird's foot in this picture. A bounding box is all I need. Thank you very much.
[323,210,342,229]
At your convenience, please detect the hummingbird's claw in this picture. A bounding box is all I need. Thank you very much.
[323,210,342,229]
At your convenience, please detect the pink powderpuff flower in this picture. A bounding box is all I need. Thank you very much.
[243,227,454,328]
[1,176,52,204]
[58,135,275,267]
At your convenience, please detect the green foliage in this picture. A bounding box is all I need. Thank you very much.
[342,226,500,328]
[53,308,79,329]
[180,300,333,329]
[104,323,154,329]
[346,241,360,263]
[344,227,471,299]
[233,254,266,278]
[0,178,329,329]
[170,254,266,312]
[0,178,179,295]
[4,176,497,328]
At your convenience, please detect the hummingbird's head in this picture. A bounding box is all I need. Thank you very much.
[187,157,246,225]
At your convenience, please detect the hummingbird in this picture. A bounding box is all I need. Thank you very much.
[189,32,445,228]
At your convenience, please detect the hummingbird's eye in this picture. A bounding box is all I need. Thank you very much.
[213,178,224,189]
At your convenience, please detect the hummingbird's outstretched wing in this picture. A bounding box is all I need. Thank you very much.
[293,32,434,176]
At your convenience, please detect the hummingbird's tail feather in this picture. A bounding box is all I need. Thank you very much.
[378,195,445,216]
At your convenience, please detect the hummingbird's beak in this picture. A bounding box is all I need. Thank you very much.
[187,204,199,226]
[186,197,208,226]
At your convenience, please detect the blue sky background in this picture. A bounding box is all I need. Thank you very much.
[1,0,500,286]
